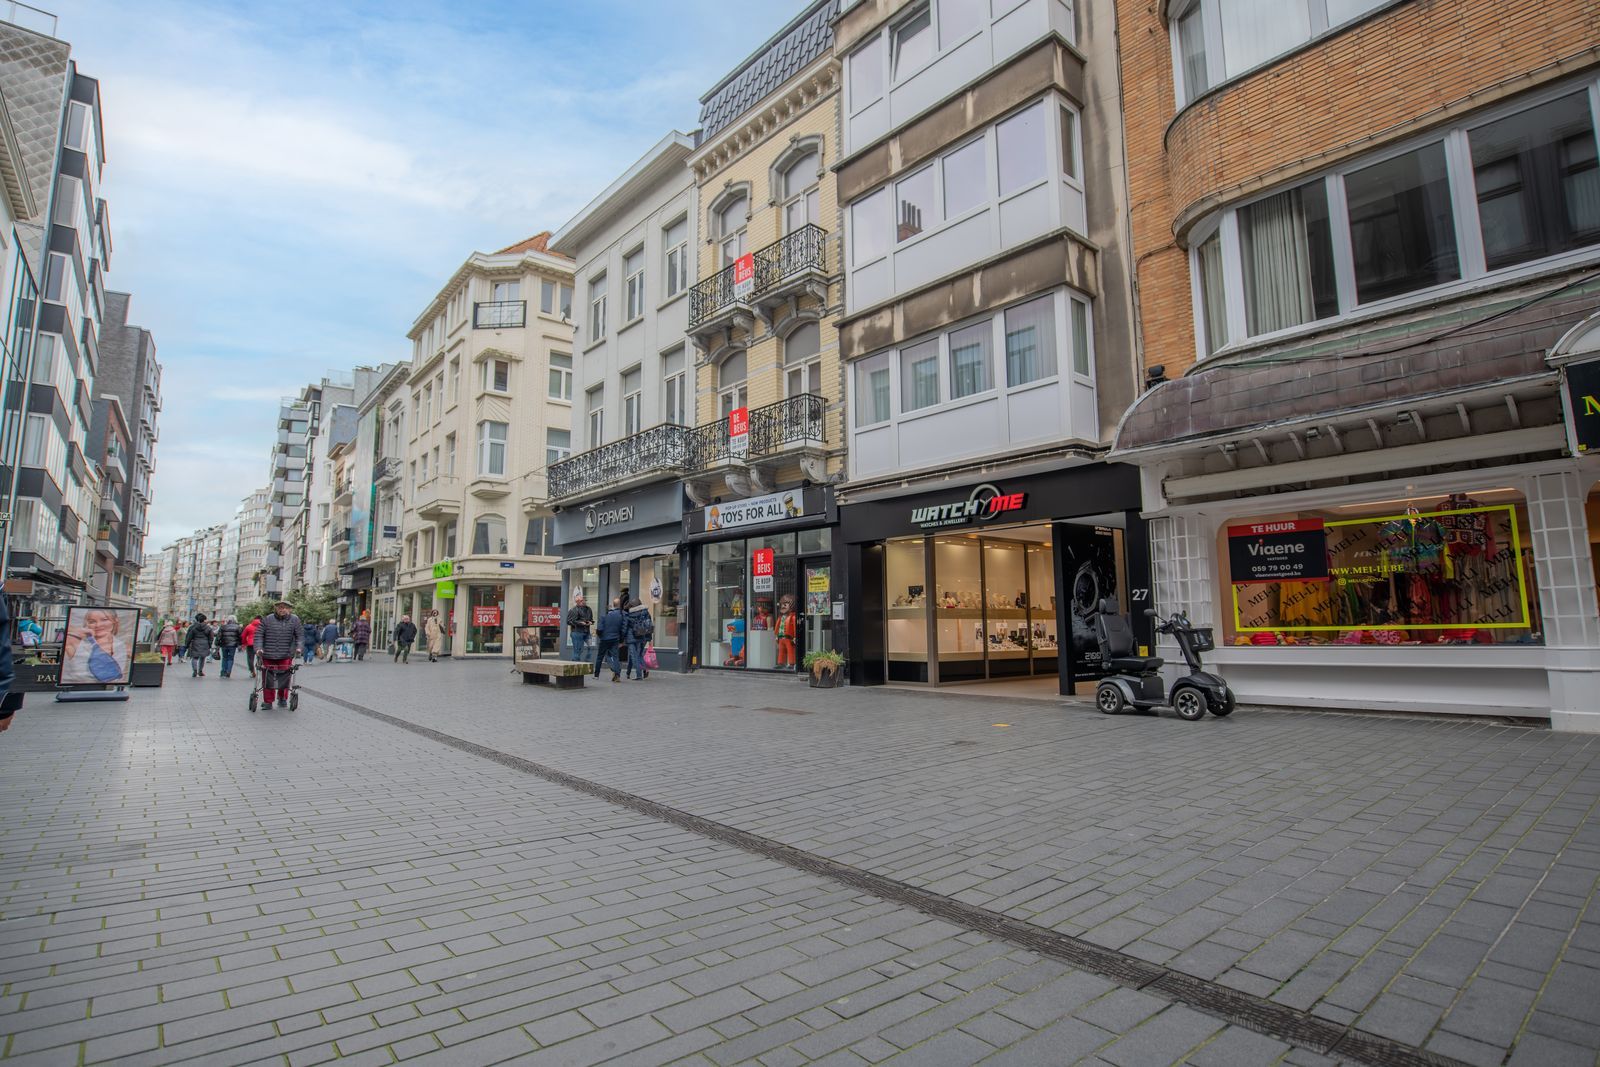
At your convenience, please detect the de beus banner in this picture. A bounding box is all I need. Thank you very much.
[1227,519,1329,583]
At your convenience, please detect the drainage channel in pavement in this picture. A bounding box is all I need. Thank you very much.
[301,686,1468,1067]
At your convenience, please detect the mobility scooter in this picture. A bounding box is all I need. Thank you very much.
[1090,599,1234,720]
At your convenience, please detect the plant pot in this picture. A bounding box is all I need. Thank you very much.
[130,661,165,687]
[807,662,843,689]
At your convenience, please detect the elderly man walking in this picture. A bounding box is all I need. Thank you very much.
[566,593,593,663]
[256,600,303,709]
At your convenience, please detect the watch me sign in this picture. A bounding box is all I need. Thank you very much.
[912,483,1028,530]
[1227,519,1330,583]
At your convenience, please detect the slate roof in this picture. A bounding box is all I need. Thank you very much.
[699,0,837,140]
[1113,276,1600,454]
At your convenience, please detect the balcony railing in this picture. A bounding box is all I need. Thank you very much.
[547,423,693,501]
[689,225,829,331]
[375,456,402,485]
[549,394,827,501]
[474,300,526,329]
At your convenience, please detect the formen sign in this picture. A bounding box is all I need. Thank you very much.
[911,484,1027,530]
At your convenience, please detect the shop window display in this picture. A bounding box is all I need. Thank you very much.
[703,542,747,667]
[1221,490,1545,645]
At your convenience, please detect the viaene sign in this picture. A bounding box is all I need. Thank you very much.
[912,483,1027,530]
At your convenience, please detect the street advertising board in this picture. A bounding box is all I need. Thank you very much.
[732,253,755,299]
[729,406,749,458]
[57,605,139,687]
[526,605,561,627]
[1227,519,1330,583]
[1563,358,1600,455]
[752,548,775,593]
[472,605,502,628]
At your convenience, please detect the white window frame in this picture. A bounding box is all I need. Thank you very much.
[621,366,643,437]
[588,273,608,343]
[781,153,822,235]
[1185,75,1600,361]
[545,428,571,467]
[586,385,604,447]
[482,358,510,395]
[623,247,645,322]
[548,351,573,401]
[663,217,689,299]
[476,420,508,477]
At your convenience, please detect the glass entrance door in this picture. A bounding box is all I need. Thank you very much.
[802,558,831,659]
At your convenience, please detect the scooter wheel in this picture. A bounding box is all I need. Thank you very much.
[1211,690,1236,717]
[1172,685,1207,721]
[1095,683,1126,715]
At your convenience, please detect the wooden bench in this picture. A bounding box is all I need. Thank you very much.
[514,659,588,689]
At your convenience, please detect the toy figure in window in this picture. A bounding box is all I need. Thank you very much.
[775,595,798,669]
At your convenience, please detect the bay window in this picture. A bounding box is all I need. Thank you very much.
[1188,84,1600,357]
[1171,0,1394,107]
[901,339,940,411]
[476,420,507,477]
[896,165,936,242]
[948,321,991,398]
[1003,296,1056,387]
[996,102,1048,196]
[942,138,986,218]
[856,354,892,426]
[891,5,934,79]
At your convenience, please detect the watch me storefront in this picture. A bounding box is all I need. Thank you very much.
[839,464,1149,691]
[554,481,686,671]
[686,486,837,672]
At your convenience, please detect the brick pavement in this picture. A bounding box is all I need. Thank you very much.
[0,659,1596,1065]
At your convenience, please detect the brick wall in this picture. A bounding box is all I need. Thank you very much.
[1117,0,1600,378]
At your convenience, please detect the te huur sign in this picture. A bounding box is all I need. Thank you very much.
[1565,359,1600,455]
[1227,519,1330,583]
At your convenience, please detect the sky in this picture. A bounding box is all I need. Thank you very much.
[59,0,801,550]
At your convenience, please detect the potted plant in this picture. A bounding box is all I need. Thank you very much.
[130,651,165,688]
[803,649,845,689]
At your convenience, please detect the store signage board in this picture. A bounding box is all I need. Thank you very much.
[1227,519,1329,583]
[432,559,454,580]
[1563,359,1600,454]
[527,605,561,627]
[435,580,456,599]
[728,406,749,458]
[732,253,755,299]
[705,490,804,533]
[911,483,1028,530]
[752,548,775,593]
[473,605,502,627]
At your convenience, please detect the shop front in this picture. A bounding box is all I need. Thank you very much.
[686,486,837,672]
[554,481,686,670]
[839,464,1148,691]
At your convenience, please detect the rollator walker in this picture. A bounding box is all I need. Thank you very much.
[248,657,300,712]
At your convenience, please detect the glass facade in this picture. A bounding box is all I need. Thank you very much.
[700,530,831,670]
[464,584,505,654]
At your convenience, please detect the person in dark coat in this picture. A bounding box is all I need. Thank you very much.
[392,615,417,663]
[0,596,25,736]
[184,613,214,677]
[624,599,653,680]
[593,598,627,683]
[216,616,243,678]
[350,613,372,661]
[320,619,340,659]
[301,616,319,664]
[255,601,303,708]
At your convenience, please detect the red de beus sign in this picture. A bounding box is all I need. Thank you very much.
[728,406,750,457]
[733,253,755,298]
[752,547,775,593]
[1227,518,1329,583]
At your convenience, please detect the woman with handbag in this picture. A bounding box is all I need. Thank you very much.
[624,599,653,680]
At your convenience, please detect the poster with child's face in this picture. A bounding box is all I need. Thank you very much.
[58,606,139,686]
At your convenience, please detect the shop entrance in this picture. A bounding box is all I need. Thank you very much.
[883,519,1129,687]
[700,529,831,671]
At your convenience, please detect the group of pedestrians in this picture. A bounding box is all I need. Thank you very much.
[387,610,445,663]
[565,592,653,683]
[154,614,245,678]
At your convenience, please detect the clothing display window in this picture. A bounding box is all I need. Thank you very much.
[643,555,681,647]
[1221,489,1545,646]
[464,584,505,654]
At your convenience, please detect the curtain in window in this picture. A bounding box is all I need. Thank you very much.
[901,340,939,410]
[948,323,990,398]
[1217,0,1309,80]
[1196,233,1227,354]
[1004,296,1056,386]
[1241,188,1313,335]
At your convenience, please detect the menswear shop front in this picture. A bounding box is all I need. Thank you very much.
[839,464,1150,691]
[554,481,687,671]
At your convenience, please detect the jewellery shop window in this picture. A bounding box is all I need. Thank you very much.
[1220,490,1545,647]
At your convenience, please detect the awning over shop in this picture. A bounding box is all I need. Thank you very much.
[557,543,680,571]
[1113,275,1600,458]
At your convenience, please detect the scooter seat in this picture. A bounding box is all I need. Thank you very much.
[1108,655,1163,673]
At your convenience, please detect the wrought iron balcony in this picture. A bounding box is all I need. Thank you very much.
[689,224,830,333]
[473,300,526,329]
[375,456,402,485]
[687,393,826,468]
[547,422,693,502]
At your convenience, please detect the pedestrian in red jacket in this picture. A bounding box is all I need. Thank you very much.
[240,615,262,677]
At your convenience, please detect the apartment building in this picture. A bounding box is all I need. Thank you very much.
[85,394,129,602]
[234,485,270,609]
[0,82,39,578]
[397,234,573,656]
[133,541,175,618]
[1108,0,1600,731]
[548,131,698,667]
[341,363,408,641]
[677,0,845,674]
[306,400,357,594]
[829,0,1143,692]
[0,15,113,607]
[96,291,161,589]
[265,396,310,597]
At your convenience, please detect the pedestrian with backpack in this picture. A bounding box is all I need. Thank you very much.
[624,599,653,680]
